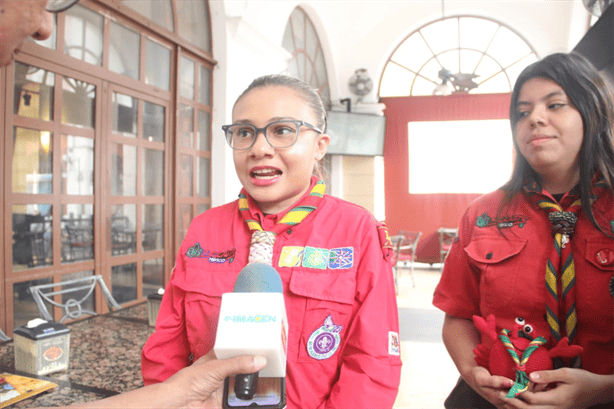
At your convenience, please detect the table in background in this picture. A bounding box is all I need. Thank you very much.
[0,302,154,408]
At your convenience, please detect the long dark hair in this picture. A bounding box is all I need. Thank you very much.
[503,52,614,234]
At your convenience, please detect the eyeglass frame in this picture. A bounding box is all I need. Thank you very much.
[46,0,81,13]
[222,120,323,150]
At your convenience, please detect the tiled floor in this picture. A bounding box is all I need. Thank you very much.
[393,264,460,409]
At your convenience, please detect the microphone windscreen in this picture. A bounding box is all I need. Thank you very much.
[233,263,283,293]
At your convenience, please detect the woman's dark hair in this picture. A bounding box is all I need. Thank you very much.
[233,74,329,180]
[234,74,327,132]
[503,52,614,234]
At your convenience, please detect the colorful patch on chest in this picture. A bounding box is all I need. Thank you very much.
[476,212,527,229]
[307,315,343,360]
[279,246,304,267]
[329,247,354,269]
[303,247,330,269]
[278,246,354,270]
[185,243,236,264]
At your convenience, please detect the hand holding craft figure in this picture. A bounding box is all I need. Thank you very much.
[434,52,614,409]
[473,315,583,398]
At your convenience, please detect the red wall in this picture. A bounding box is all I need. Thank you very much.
[382,93,511,238]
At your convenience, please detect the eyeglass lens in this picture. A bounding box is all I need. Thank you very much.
[226,121,299,149]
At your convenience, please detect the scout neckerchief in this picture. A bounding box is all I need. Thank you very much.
[239,177,326,265]
[524,175,607,367]
[498,328,547,398]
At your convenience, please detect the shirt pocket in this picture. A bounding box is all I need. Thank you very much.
[465,236,527,310]
[177,263,236,361]
[580,238,614,316]
[289,268,355,363]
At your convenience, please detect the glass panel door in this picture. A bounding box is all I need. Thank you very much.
[175,51,212,249]
[7,60,100,329]
[107,85,169,303]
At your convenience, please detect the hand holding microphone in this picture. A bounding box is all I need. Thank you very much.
[213,263,288,408]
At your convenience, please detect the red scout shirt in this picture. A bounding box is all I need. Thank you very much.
[433,189,614,375]
[141,192,402,408]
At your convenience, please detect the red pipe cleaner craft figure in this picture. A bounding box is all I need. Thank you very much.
[472,315,583,398]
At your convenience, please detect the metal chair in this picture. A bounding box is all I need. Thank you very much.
[391,231,422,290]
[29,275,122,323]
[65,224,94,261]
[437,227,458,271]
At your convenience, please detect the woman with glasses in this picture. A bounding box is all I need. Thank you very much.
[141,75,402,408]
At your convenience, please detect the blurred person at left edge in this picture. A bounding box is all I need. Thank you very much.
[0,0,78,67]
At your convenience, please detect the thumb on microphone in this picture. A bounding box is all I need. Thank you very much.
[192,351,268,380]
[165,351,267,408]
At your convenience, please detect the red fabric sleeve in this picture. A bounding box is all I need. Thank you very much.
[432,206,482,319]
[322,221,402,408]
[141,252,191,385]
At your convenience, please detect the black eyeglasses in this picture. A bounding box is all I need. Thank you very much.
[46,0,80,13]
[222,120,323,150]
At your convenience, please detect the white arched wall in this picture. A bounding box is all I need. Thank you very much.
[213,1,342,205]
[209,0,230,208]
[318,1,589,105]
[211,0,591,207]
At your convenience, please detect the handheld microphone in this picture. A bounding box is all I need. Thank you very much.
[213,263,288,404]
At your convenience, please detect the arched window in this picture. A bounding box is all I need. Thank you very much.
[380,16,537,96]
[282,7,331,107]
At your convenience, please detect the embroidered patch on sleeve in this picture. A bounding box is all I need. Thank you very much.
[302,246,330,269]
[388,331,400,356]
[279,246,304,267]
[328,247,354,269]
[377,224,393,261]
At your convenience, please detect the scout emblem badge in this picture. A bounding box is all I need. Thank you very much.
[307,315,342,360]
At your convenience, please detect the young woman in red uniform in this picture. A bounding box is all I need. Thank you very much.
[141,75,402,408]
[434,52,614,409]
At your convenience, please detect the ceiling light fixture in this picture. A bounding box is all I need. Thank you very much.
[432,0,480,95]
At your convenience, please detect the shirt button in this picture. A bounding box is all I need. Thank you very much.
[596,248,614,265]
[287,229,293,234]
[486,252,493,260]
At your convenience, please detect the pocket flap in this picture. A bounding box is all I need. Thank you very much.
[465,236,527,264]
[289,269,355,305]
[173,261,238,297]
[584,238,614,271]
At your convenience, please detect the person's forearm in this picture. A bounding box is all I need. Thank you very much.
[442,313,481,380]
[52,381,186,409]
